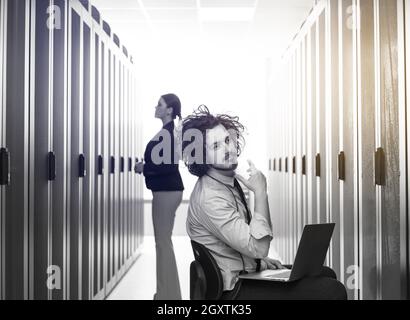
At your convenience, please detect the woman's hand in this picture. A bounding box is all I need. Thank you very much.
[263,257,285,270]
[135,162,144,174]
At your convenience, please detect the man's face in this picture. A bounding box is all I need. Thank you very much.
[205,124,239,171]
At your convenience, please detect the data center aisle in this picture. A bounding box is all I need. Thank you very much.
[107,236,194,300]
[107,236,282,300]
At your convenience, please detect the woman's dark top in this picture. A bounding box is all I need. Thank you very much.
[143,121,184,192]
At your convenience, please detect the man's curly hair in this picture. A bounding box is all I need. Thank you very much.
[182,105,246,177]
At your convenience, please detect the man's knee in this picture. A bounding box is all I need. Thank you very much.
[321,266,337,280]
[330,279,347,300]
[299,277,347,300]
[314,277,347,300]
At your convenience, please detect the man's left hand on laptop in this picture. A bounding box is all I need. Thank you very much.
[263,257,285,270]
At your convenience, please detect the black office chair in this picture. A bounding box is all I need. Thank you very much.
[190,240,345,300]
[190,240,231,300]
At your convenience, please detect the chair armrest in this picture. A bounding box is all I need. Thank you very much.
[190,261,207,300]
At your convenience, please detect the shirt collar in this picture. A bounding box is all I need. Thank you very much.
[162,121,174,130]
[207,168,235,188]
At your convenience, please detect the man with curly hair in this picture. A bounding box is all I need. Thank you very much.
[183,106,347,300]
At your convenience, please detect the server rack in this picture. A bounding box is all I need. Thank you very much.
[0,0,144,300]
[268,0,408,300]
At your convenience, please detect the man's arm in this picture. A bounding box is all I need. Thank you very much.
[201,195,273,259]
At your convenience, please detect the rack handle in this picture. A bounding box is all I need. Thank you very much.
[0,147,10,186]
[97,155,103,175]
[110,156,115,174]
[338,151,345,181]
[375,148,386,186]
[79,154,86,178]
[48,152,56,181]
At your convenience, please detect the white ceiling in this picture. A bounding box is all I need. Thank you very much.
[91,0,316,59]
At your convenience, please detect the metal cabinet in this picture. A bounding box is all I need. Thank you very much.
[0,0,143,300]
[268,0,408,300]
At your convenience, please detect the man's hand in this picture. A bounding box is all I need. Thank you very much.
[135,162,144,175]
[235,160,267,196]
[263,257,285,270]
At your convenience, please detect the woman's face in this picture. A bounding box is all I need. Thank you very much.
[155,97,171,120]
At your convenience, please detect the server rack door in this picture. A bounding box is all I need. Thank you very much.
[131,77,136,253]
[136,76,140,251]
[289,55,296,260]
[106,50,116,293]
[119,61,124,272]
[67,6,82,300]
[116,58,122,275]
[283,64,289,263]
[106,47,114,292]
[329,0,342,282]
[122,63,128,267]
[127,68,132,261]
[51,0,68,301]
[127,69,133,259]
[133,74,138,255]
[378,0,402,300]
[318,11,327,226]
[125,67,130,263]
[131,72,136,257]
[404,0,410,301]
[81,18,92,301]
[137,82,144,249]
[96,37,106,299]
[296,44,303,247]
[292,54,298,259]
[129,73,137,256]
[31,0,54,300]
[0,0,5,300]
[100,40,108,300]
[113,53,120,284]
[301,36,308,239]
[398,0,408,301]
[129,68,132,260]
[340,0,358,300]
[357,0,377,300]
[308,23,317,226]
[4,0,30,300]
[101,40,110,297]
[92,31,104,300]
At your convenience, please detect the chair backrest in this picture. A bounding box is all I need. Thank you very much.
[191,241,224,300]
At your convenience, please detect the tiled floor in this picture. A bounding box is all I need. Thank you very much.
[107,236,282,300]
[107,236,194,300]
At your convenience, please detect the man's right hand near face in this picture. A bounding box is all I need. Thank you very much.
[235,160,271,225]
[235,160,267,197]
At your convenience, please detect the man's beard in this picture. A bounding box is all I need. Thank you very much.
[211,163,238,171]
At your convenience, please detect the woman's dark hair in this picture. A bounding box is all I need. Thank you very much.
[182,105,245,177]
[162,94,182,120]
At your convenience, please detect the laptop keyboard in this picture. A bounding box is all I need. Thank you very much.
[267,270,291,279]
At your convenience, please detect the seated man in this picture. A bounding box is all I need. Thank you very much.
[182,106,347,300]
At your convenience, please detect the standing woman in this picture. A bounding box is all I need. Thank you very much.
[135,94,184,300]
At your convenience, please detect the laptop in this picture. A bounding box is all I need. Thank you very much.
[239,223,335,282]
